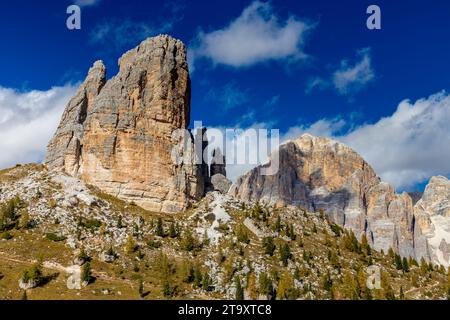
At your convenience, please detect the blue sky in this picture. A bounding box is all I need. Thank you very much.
[1,0,450,190]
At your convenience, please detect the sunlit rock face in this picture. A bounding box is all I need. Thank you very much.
[414,176,450,267]
[46,35,207,213]
[230,134,450,266]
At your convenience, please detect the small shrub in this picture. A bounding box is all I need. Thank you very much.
[45,233,67,242]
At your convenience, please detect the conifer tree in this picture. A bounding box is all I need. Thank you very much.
[280,243,292,267]
[402,257,409,273]
[395,254,403,270]
[399,286,405,300]
[235,276,244,300]
[321,272,333,292]
[169,222,178,238]
[258,272,273,296]
[81,261,92,284]
[274,216,282,233]
[246,273,258,300]
[125,234,137,254]
[193,265,202,288]
[202,272,212,291]
[155,218,164,237]
[262,237,276,256]
[361,233,371,256]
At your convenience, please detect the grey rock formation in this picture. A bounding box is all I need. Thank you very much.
[46,35,207,213]
[210,148,226,177]
[46,60,106,175]
[413,176,450,267]
[230,134,450,267]
[210,173,232,194]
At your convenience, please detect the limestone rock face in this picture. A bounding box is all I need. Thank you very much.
[210,148,226,177]
[229,134,447,264]
[414,176,450,267]
[46,60,106,175]
[46,35,206,213]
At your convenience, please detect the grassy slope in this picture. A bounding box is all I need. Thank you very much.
[0,164,449,300]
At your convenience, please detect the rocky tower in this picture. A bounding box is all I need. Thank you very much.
[46,35,206,213]
[229,134,450,267]
[210,148,226,177]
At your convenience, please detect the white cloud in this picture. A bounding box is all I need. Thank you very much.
[75,0,101,7]
[332,48,375,95]
[90,19,171,52]
[283,91,450,189]
[205,82,250,111]
[305,77,329,94]
[0,85,77,169]
[306,48,375,96]
[190,1,314,68]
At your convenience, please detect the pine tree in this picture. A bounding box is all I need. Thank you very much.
[361,233,371,256]
[236,225,250,244]
[246,273,258,300]
[321,272,333,292]
[138,279,144,298]
[202,272,212,291]
[279,243,292,267]
[193,266,202,288]
[395,254,403,270]
[258,272,273,296]
[381,272,395,300]
[117,215,124,228]
[81,261,92,284]
[155,218,164,237]
[21,290,28,300]
[402,257,409,273]
[181,229,195,252]
[388,248,395,259]
[169,222,178,238]
[235,276,244,300]
[274,216,282,233]
[277,272,297,300]
[180,260,194,283]
[262,237,276,256]
[18,210,30,229]
[125,234,137,254]
[399,286,405,300]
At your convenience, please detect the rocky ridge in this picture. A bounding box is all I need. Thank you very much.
[229,134,450,268]
[46,35,207,213]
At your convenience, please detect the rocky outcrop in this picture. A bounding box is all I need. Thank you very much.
[46,35,207,213]
[46,60,106,175]
[413,176,450,267]
[210,174,232,194]
[230,134,450,267]
[210,148,226,177]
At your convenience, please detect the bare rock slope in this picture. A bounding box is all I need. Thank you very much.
[46,35,206,213]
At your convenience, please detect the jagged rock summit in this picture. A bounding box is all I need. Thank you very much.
[230,134,450,267]
[46,35,206,213]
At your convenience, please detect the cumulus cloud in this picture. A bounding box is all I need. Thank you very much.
[90,2,184,54]
[0,85,77,169]
[306,48,375,96]
[283,91,450,189]
[332,48,375,95]
[90,19,172,53]
[205,82,250,111]
[190,1,314,69]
